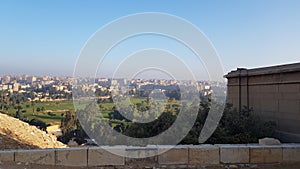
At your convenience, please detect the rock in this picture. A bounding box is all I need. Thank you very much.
[259,137,281,145]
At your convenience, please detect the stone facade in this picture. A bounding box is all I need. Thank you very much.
[224,62,300,142]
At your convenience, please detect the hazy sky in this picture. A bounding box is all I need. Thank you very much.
[1,1,300,79]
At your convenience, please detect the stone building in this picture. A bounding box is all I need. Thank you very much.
[225,62,300,142]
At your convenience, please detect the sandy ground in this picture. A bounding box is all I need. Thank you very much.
[0,113,66,150]
[1,162,300,169]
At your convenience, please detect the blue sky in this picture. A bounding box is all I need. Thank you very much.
[0,0,300,79]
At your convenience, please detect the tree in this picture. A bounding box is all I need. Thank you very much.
[60,111,77,143]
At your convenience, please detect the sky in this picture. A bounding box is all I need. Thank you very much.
[0,0,300,80]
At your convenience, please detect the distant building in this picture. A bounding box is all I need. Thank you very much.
[2,76,11,84]
[26,76,37,83]
[13,83,20,92]
[225,62,300,142]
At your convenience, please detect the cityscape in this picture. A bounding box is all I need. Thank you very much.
[0,75,225,102]
[1,1,300,169]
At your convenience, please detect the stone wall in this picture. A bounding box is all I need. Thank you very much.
[1,145,300,167]
[224,63,300,142]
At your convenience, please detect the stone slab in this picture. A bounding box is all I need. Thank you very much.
[220,145,249,164]
[189,145,219,165]
[282,144,300,163]
[0,150,14,162]
[88,147,125,166]
[125,146,158,167]
[56,148,88,167]
[250,145,282,163]
[15,149,55,165]
[158,145,188,165]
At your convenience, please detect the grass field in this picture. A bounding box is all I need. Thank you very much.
[3,101,76,124]
[2,97,180,125]
[2,97,148,124]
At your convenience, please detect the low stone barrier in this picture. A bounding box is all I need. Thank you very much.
[1,144,300,167]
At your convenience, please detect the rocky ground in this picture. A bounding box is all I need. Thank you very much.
[0,113,66,150]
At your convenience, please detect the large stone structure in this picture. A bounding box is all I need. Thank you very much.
[225,62,300,142]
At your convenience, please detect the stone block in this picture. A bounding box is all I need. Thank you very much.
[88,146,125,166]
[0,150,14,162]
[189,145,219,165]
[259,138,281,145]
[158,145,188,165]
[220,145,249,164]
[282,144,300,163]
[15,149,55,165]
[125,146,158,167]
[250,145,282,163]
[56,148,88,167]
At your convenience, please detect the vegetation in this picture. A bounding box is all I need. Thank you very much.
[182,104,277,144]
[1,90,276,145]
[58,97,276,145]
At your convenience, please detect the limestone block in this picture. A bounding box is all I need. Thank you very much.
[15,149,55,165]
[56,148,88,167]
[220,145,249,164]
[250,145,282,163]
[88,146,125,166]
[0,150,14,162]
[158,145,188,164]
[125,146,158,167]
[189,145,219,165]
[282,144,300,163]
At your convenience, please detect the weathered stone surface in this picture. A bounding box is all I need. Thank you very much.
[88,147,125,166]
[15,149,55,165]
[250,145,282,163]
[56,148,88,167]
[125,146,158,167]
[282,144,300,162]
[158,146,188,164]
[220,145,249,164]
[0,150,14,162]
[259,138,281,145]
[189,145,219,164]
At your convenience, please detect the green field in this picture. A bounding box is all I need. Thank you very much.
[1,97,145,124]
[3,101,76,124]
[1,97,180,125]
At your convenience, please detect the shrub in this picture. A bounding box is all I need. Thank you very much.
[205,105,276,144]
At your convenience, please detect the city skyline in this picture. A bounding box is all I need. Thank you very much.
[1,1,300,79]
